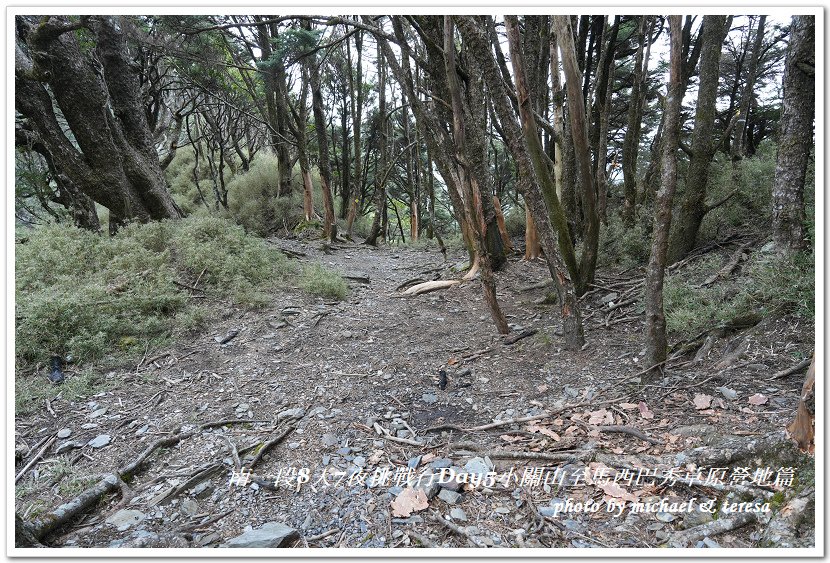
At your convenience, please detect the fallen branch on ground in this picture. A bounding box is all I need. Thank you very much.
[400,280,461,296]
[665,511,757,547]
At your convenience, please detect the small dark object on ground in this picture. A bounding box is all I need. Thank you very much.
[47,355,65,384]
[438,369,448,390]
[216,330,240,345]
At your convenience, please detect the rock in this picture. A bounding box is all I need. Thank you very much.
[336,447,351,456]
[656,511,675,523]
[221,522,299,548]
[438,489,461,505]
[192,482,213,499]
[180,499,199,517]
[108,530,188,548]
[81,423,98,430]
[87,435,111,449]
[682,506,715,528]
[135,425,149,436]
[288,442,300,450]
[562,519,583,532]
[321,433,339,447]
[601,292,619,305]
[89,408,108,419]
[55,440,85,455]
[407,456,422,469]
[277,407,305,420]
[449,508,467,521]
[413,472,441,500]
[464,457,489,477]
[494,506,510,515]
[437,467,465,492]
[421,393,437,405]
[430,458,452,469]
[701,537,720,548]
[105,509,146,531]
[57,428,72,439]
[353,456,366,468]
[716,387,738,401]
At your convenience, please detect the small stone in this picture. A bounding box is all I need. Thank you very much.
[656,511,675,523]
[237,403,249,411]
[288,442,300,450]
[702,537,720,548]
[353,456,366,468]
[449,508,467,521]
[55,440,84,455]
[494,506,511,515]
[105,509,145,532]
[464,457,489,477]
[601,292,619,305]
[81,423,98,430]
[180,499,199,517]
[438,489,461,505]
[321,433,338,447]
[277,407,305,420]
[221,522,298,548]
[56,428,72,439]
[88,435,111,449]
[683,506,715,528]
[716,387,738,401]
[89,408,108,419]
[135,425,149,436]
[422,393,437,405]
[430,458,452,469]
[336,447,352,456]
[407,456,422,469]
[192,482,213,499]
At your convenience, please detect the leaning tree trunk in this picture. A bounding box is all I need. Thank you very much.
[621,17,650,226]
[731,16,766,172]
[643,16,683,381]
[459,15,584,350]
[668,15,729,263]
[772,15,815,255]
[15,16,182,228]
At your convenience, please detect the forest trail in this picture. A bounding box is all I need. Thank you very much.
[15,239,813,548]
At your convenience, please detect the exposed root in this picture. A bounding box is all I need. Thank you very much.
[400,280,461,296]
[665,511,758,547]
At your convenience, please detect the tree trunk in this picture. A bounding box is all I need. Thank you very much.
[553,15,600,294]
[643,16,683,381]
[458,15,584,349]
[772,15,815,254]
[668,15,729,263]
[365,39,388,246]
[304,22,337,242]
[349,30,364,239]
[621,17,650,226]
[524,210,541,260]
[15,16,182,226]
[444,17,509,334]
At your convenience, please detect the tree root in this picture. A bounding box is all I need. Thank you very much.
[665,511,757,547]
[400,280,461,296]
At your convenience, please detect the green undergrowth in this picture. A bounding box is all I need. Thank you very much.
[16,216,346,372]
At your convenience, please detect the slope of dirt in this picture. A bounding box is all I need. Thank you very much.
[14,238,814,549]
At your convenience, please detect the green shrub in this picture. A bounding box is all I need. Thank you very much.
[15,217,294,366]
[598,210,652,268]
[503,205,526,238]
[300,263,348,301]
[226,152,303,235]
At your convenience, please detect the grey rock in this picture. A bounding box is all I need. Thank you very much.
[135,425,149,436]
[88,435,111,449]
[601,292,619,305]
[105,509,145,531]
[562,519,583,532]
[321,433,339,447]
[413,472,441,499]
[89,408,108,419]
[464,457,489,477]
[716,386,738,400]
[192,482,213,499]
[353,456,366,468]
[407,456,422,469]
[438,489,461,505]
[57,428,72,439]
[180,499,199,517]
[221,521,299,548]
[421,393,437,405]
[277,407,305,420]
[702,537,720,548]
[494,506,510,515]
[108,530,189,548]
[449,508,467,521]
[81,423,98,430]
[430,458,452,469]
[287,442,300,450]
[55,440,85,455]
[683,507,715,529]
[336,447,352,456]
[656,511,676,523]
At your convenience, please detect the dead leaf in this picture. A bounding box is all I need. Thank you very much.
[421,453,436,464]
[638,401,655,420]
[619,402,639,410]
[525,422,561,441]
[500,434,524,443]
[600,482,637,501]
[587,409,614,425]
[748,393,768,406]
[693,393,713,410]
[537,384,549,393]
[390,487,429,517]
[447,357,459,366]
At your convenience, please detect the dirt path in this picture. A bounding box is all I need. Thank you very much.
[14,239,813,549]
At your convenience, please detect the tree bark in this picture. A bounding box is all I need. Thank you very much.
[365,39,388,246]
[15,16,182,227]
[444,17,509,334]
[643,16,683,381]
[772,15,814,254]
[553,15,600,293]
[668,15,729,263]
[621,17,650,226]
[304,22,338,242]
[458,15,584,349]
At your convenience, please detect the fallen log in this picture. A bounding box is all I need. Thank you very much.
[401,280,461,296]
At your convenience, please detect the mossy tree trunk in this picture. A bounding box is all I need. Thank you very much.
[643,16,683,381]
[772,15,815,255]
[668,15,730,263]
